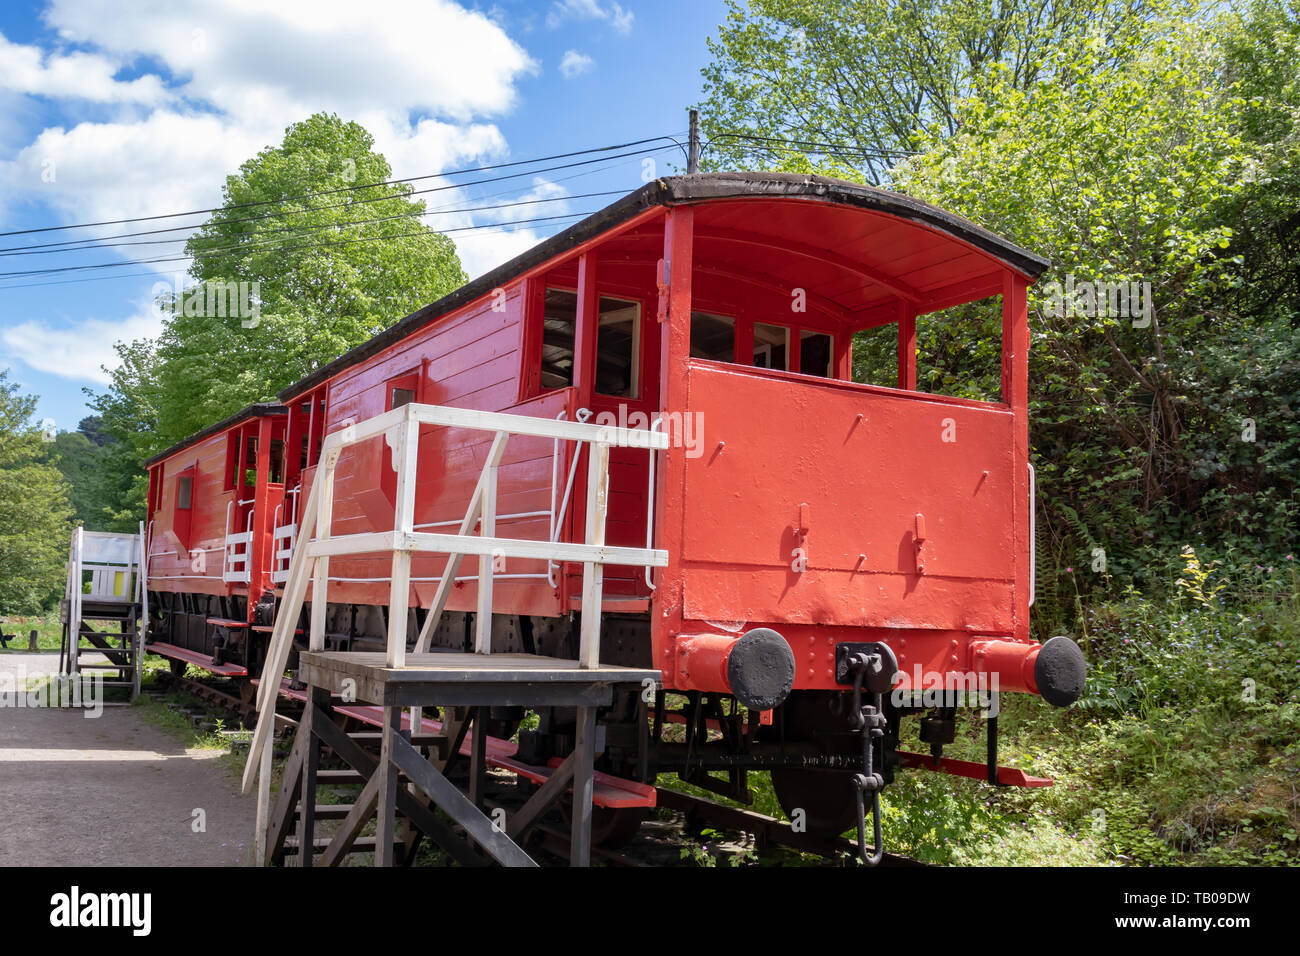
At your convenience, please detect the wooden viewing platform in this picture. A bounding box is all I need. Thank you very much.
[299,651,657,705]
[246,401,669,867]
[265,651,659,868]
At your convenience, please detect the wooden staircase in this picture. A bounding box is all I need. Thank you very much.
[60,525,147,698]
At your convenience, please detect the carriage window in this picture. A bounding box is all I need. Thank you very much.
[541,288,578,390]
[243,436,257,488]
[177,476,193,510]
[225,433,240,490]
[690,312,734,362]
[269,439,285,483]
[851,323,899,387]
[596,296,639,398]
[800,330,834,378]
[390,387,415,408]
[753,323,789,370]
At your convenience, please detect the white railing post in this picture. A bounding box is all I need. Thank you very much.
[136,520,146,699]
[71,526,83,676]
[386,411,420,668]
[310,448,339,653]
[475,434,503,654]
[578,440,610,669]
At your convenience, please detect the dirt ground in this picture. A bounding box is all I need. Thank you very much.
[0,652,252,866]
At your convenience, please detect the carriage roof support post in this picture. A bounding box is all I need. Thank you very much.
[573,253,599,411]
[248,415,274,616]
[1002,271,1032,642]
[897,299,918,390]
[652,205,694,682]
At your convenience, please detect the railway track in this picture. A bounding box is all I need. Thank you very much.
[150,668,927,867]
[152,670,297,733]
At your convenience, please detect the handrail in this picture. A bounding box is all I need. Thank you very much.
[222,500,234,579]
[1027,461,1036,608]
[645,416,664,590]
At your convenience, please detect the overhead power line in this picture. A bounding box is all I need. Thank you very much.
[0,212,601,281]
[0,190,626,260]
[0,133,687,239]
[0,149,654,255]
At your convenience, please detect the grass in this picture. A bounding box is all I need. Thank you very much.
[0,611,63,652]
[652,556,1300,867]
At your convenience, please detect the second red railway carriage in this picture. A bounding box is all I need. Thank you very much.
[142,173,1086,845]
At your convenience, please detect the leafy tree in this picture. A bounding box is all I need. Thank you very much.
[76,414,112,447]
[0,371,75,613]
[698,0,1168,182]
[886,6,1299,618]
[91,112,468,458]
[700,1,1300,628]
[50,416,138,532]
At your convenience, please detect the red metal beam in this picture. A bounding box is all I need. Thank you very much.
[897,750,1053,788]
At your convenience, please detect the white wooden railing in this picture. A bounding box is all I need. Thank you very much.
[222,499,255,583]
[242,400,670,808]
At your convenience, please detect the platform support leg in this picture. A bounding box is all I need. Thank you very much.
[297,686,325,867]
[375,704,400,867]
[469,707,488,809]
[254,722,273,866]
[570,705,596,867]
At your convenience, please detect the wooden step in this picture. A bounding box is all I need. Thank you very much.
[315,769,409,785]
[282,835,398,855]
[294,804,355,820]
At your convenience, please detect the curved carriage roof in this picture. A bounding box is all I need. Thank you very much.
[144,402,286,468]
[279,172,1049,401]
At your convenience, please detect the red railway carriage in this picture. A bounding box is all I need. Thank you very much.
[144,403,291,677]
[144,172,1086,843]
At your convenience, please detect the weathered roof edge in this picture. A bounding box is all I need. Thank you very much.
[278,172,1049,401]
[144,402,286,467]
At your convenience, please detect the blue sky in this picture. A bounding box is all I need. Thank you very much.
[0,0,728,431]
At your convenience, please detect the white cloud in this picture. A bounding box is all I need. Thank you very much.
[546,0,634,35]
[1,0,566,392]
[0,0,538,233]
[559,50,595,79]
[42,0,537,120]
[0,34,171,105]
[2,305,165,384]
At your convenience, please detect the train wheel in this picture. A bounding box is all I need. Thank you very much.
[770,768,859,838]
[766,690,861,838]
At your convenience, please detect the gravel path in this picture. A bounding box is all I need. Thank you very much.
[0,653,252,866]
